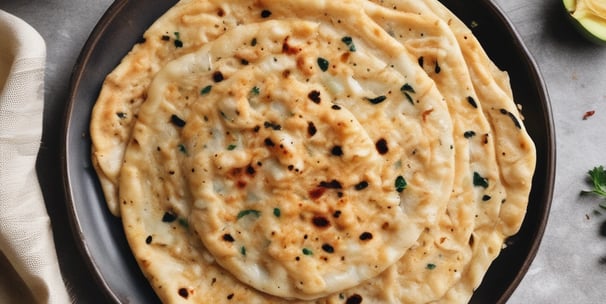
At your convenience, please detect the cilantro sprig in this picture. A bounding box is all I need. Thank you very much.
[580,166,606,209]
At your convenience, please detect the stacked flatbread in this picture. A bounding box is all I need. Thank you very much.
[89,0,536,303]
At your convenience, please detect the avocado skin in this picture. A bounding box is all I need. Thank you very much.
[562,0,606,45]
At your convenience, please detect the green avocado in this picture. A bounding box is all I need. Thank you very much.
[563,0,606,45]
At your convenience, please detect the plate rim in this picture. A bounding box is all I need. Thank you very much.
[477,0,555,301]
[61,0,136,303]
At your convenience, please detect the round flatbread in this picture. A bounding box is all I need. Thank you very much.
[90,0,536,303]
[120,1,455,301]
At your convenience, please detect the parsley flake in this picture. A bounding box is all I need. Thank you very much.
[317,57,329,72]
[581,166,606,209]
[173,31,183,48]
[200,85,212,95]
[237,209,261,220]
[473,172,489,188]
[365,95,387,104]
[178,144,188,155]
[341,36,356,52]
[250,86,260,96]
[395,175,407,192]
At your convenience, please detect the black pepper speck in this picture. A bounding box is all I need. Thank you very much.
[359,232,373,241]
[307,122,317,136]
[308,90,321,103]
[170,114,186,127]
[331,146,343,156]
[178,288,189,299]
[261,9,272,18]
[375,138,388,154]
[213,71,224,82]
[223,233,235,242]
[354,181,369,190]
[162,211,178,223]
[321,243,335,253]
[346,294,363,304]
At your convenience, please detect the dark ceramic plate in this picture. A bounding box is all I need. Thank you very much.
[62,0,555,303]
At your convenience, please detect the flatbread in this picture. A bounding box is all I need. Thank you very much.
[121,4,455,299]
[90,0,536,303]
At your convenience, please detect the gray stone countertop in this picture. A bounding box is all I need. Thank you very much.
[2,0,605,303]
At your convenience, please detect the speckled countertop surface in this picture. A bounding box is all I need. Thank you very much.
[2,0,605,303]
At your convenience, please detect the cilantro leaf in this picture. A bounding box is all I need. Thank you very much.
[580,166,606,209]
[237,209,261,220]
[395,175,407,193]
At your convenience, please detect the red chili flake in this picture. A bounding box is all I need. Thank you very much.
[422,109,434,122]
[583,110,595,120]
[309,187,326,199]
[282,36,299,55]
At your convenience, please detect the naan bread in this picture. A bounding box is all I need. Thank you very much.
[121,4,455,300]
[90,0,536,303]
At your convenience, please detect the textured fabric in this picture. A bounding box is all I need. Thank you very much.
[0,9,70,304]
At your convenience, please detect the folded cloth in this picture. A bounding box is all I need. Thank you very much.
[0,10,70,304]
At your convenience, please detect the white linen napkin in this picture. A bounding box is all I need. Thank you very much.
[0,10,70,304]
